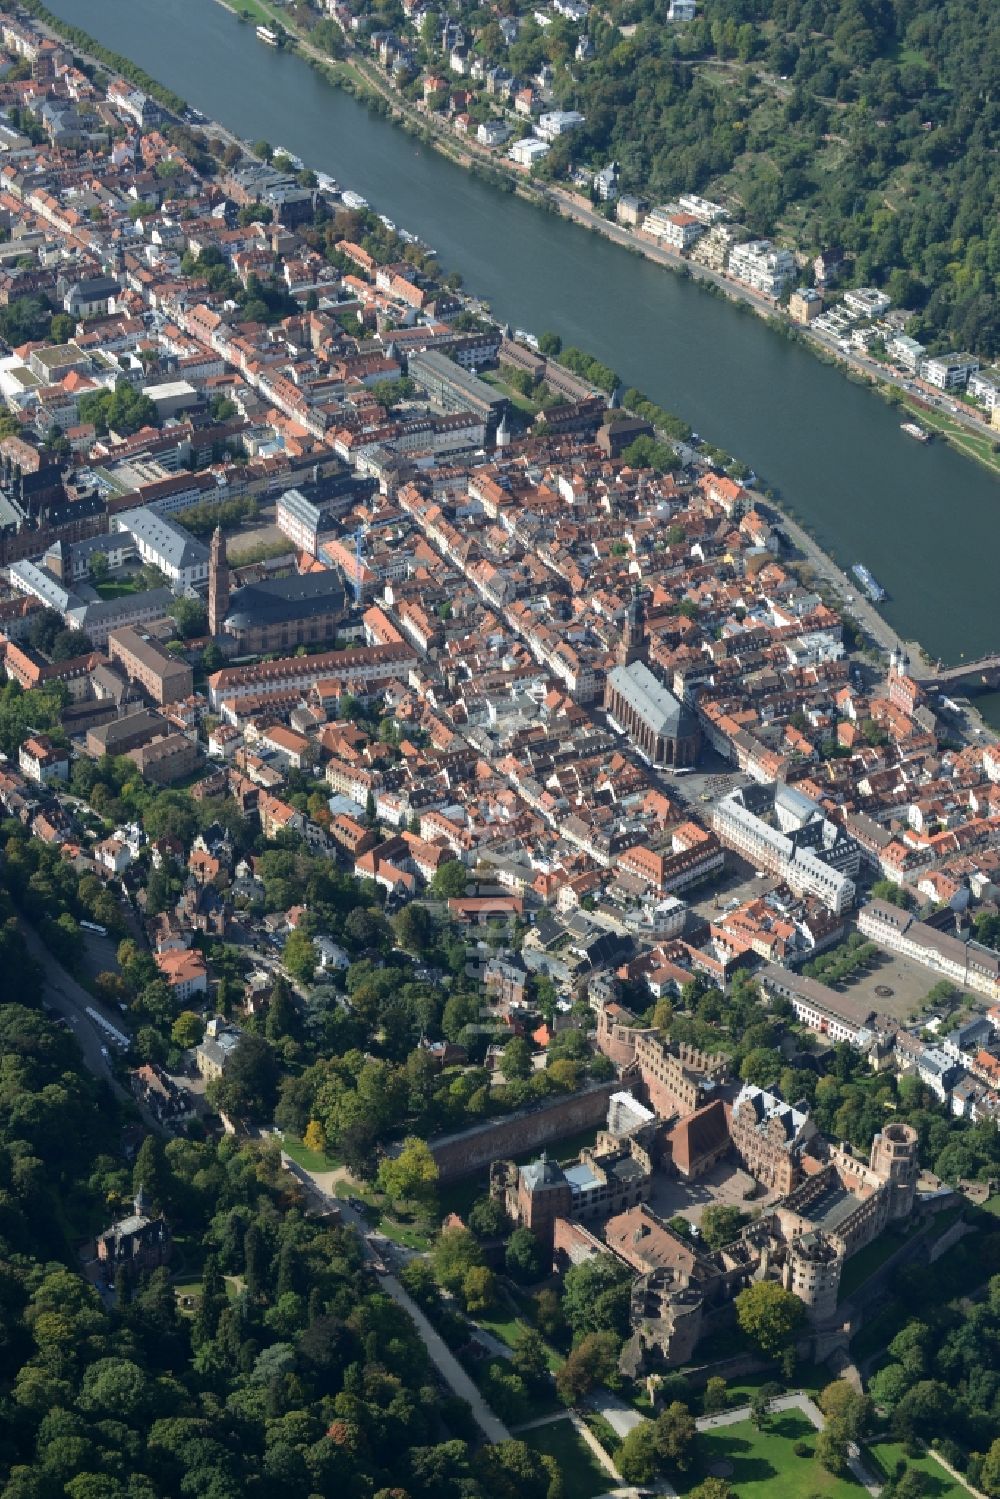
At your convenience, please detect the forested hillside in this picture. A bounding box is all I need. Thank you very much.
[512,0,1000,353]
[0,886,559,1499]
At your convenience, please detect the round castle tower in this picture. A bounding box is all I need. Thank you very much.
[782,1232,842,1324]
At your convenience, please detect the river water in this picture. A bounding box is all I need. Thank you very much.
[50,0,1000,669]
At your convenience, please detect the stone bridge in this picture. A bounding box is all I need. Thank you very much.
[916,655,1000,689]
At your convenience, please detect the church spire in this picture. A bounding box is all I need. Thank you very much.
[208,525,229,638]
[620,583,646,666]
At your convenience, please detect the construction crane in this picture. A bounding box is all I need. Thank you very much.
[348,525,366,606]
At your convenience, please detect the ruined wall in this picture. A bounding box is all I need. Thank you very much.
[429,1080,619,1182]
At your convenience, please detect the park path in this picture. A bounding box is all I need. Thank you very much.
[381,1270,512,1445]
[699,1394,881,1495]
[513,1408,657,1499]
[281,1155,510,1444]
[566,1390,885,1497]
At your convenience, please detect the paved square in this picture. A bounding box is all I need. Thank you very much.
[646,1159,779,1227]
[836,946,972,1024]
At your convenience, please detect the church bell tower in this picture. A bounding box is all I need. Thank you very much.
[620,584,647,666]
[208,525,230,638]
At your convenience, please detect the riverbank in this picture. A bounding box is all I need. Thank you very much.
[31,0,1000,676]
[210,0,1000,482]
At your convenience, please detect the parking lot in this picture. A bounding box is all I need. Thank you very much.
[77,928,123,987]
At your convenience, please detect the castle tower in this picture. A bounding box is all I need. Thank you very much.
[782,1232,842,1324]
[208,525,229,638]
[869,1122,919,1221]
[620,585,646,667]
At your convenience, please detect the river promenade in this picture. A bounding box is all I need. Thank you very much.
[219,0,1000,476]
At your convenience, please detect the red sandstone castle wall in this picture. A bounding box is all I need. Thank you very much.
[429,1081,619,1182]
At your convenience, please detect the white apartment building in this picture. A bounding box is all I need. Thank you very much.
[967,368,1000,411]
[641,207,704,251]
[843,287,891,319]
[509,137,550,167]
[920,352,980,391]
[727,240,796,298]
[677,193,727,225]
[535,110,585,142]
[888,333,926,371]
[712,783,859,914]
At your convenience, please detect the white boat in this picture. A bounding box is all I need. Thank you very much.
[256,25,279,45]
[378,215,396,232]
[273,146,303,170]
[341,190,369,210]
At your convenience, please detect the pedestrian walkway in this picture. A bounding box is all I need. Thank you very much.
[698,1393,882,1495]
[381,1271,511,1445]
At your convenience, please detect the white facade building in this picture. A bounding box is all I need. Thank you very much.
[727,240,796,298]
[888,333,926,371]
[642,206,704,250]
[843,287,891,319]
[712,783,859,914]
[276,487,323,555]
[113,509,210,592]
[967,368,1000,411]
[535,110,585,142]
[509,137,550,167]
[919,353,980,391]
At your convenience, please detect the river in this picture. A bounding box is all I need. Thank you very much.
[48,0,999,671]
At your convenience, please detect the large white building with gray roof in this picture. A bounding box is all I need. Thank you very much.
[713,782,859,913]
[7,557,80,613]
[113,508,209,592]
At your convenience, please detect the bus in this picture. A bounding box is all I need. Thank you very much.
[79,920,108,937]
[84,1007,130,1051]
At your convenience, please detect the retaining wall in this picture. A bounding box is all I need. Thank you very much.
[428,1079,619,1182]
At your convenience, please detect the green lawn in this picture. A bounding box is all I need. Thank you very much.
[722,1362,830,1407]
[522,1418,611,1499]
[899,396,1000,478]
[279,1133,342,1173]
[475,1305,522,1350]
[678,1412,865,1499]
[331,1179,432,1250]
[838,1220,923,1301]
[474,1291,565,1372]
[217,0,278,27]
[94,576,141,599]
[867,1441,969,1498]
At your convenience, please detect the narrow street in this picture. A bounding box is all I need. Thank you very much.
[21,922,129,1099]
